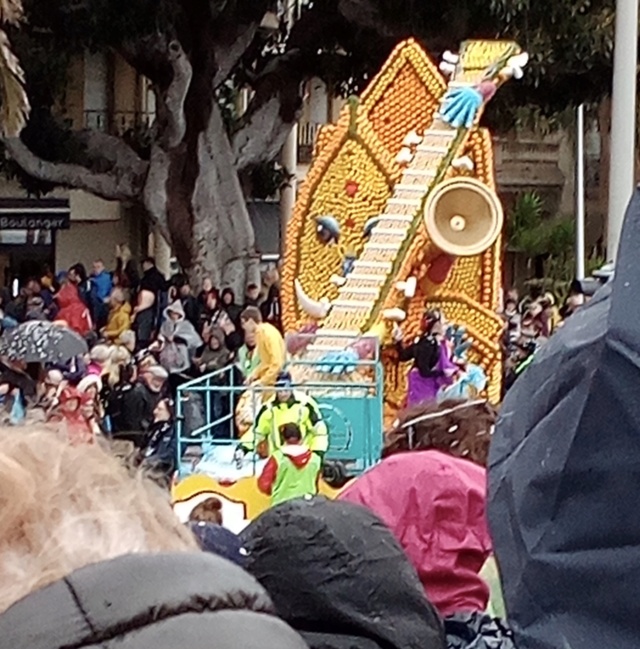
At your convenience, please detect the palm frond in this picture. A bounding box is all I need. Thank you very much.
[0,27,29,137]
[0,0,23,26]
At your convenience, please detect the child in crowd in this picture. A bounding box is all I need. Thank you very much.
[258,423,322,507]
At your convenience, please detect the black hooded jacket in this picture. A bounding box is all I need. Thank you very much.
[489,188,640,649]
[241,497,446,649]
[0,552,308,649]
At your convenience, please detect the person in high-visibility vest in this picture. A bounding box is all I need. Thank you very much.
[258,422,322,507]
[236,371,329,459]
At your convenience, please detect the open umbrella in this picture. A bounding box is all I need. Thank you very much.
[1,320,88,363]
[489,187,640,649]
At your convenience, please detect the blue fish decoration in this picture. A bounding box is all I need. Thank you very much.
[317,349,359,375]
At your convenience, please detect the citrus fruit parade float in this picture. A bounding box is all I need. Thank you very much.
[173,38,527,528]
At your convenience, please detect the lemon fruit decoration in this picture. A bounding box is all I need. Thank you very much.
[282,39,527,411]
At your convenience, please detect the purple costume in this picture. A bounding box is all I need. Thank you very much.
[405,340,458,407]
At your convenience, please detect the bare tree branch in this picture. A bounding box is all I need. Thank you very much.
[336,0,395,35]
[3,137,147,202]
[74,128,146,170]
[142,143,171,235]
[233,96,298,171]
[213,22,259,88]
[118,33,173,87]
[156,40,192,150]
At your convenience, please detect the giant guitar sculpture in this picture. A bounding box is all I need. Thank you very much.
[282,39,527,414]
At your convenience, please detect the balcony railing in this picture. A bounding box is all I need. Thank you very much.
[83,110,156,135]
[297,121,323,164]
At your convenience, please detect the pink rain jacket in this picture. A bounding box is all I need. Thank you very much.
[340,450,491,617]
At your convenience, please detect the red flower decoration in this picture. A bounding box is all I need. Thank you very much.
[345,180,359,198]
[345,216,356,229]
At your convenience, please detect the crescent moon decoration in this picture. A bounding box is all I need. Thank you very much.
[363,217,382,238]
[294,279,331,319]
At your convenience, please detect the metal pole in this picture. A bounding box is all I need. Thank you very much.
[280,124,298,258]
[607,0,639,262]
[576,104,586,280]
[278,1,298,259]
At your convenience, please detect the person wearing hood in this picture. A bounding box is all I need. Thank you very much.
[114,363,168,435]
[55,279,93,336]
[487,188,640,649]
[196,327,231,375]
[173,274,201,330]
[221,287,242,327]
[258,422,322,507]
[102,288,132,341]
[237,371,328,458]
[339,451,512,649]
[241,497,446,649]
[158,301,202,390]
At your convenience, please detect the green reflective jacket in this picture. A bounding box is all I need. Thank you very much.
[240,391,329,455]
[268,447,322,506]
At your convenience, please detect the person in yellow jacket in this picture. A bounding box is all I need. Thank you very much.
[236,371,329,459]
[240,306,285,389]
[102,288,132,342]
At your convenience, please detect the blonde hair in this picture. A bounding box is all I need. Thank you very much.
[110,287,126,304]
[0,427,197,613]
[118,330,136,347]
[105,345,132,387]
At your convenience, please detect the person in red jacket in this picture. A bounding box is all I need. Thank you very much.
[258,423,322,507]
[55,281,92,336]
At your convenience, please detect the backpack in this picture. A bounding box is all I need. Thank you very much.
[105,383,133,432]
[154,288,170,332]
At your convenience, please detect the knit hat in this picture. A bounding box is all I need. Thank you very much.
[188,522,247,567]
[275,371,293,388]
[90,344,112,364]
[77,374,102,394]
[144,364,169,381]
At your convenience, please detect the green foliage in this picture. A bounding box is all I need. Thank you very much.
[4,0,619,200]
[250,162,292,200]
[484,0,614,129]
[509,192,576,262]
[329,0,616,130]
[508,190,605,295]
[507,191,545,256]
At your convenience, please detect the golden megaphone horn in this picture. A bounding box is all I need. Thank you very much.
[424,177,504,257]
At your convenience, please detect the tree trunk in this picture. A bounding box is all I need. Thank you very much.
[145,95,260,295]
[187,101,260,293]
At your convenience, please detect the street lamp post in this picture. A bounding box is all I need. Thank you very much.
[607,0,639,263]
[576,104,586,280]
